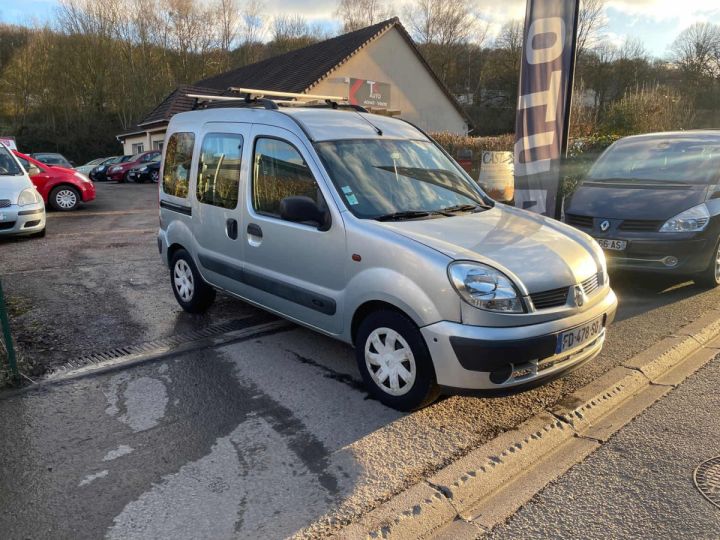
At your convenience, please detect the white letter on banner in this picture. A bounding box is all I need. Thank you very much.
[526,17,565,65]
[517,70,562,123]
[514,131,555,176]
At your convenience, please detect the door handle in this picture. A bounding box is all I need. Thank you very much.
[226,218,238,240]
[247,223,263,238]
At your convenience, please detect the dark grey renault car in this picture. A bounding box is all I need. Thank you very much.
[564,131,720,287]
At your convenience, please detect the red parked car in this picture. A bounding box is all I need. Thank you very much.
[106,150,160,182]
[13,151,96,211]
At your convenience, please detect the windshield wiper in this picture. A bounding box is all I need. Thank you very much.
[438,203,490,213]
[374,210,438,221]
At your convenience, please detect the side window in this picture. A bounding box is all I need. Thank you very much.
[252,138,322,218]
[197,133,243,209]
[16,156,30,170]
[163,132,195,198]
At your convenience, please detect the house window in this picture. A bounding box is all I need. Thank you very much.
[197,133,243,209]
[162,132,195,198]
[153,140,164,150]
[131,143,145,154]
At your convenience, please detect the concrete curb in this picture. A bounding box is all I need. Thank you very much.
[333,309,720,539]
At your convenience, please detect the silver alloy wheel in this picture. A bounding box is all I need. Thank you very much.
[173,259,194,302]
[151,170,159,183]
[364,327,416,396]
[56,189,77,209]
[715,242,720,283]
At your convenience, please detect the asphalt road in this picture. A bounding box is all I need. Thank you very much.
[1,183,720,538]
[488,354,720,540]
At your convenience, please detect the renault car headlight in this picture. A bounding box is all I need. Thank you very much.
[448,262,525,313]
[660,203,710,232]
[18,188,39,206]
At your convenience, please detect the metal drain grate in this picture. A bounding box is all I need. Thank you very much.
[694,456,720,508]
[53,315,279,373]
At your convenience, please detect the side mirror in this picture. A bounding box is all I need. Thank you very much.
[27,165,41,176]
[280,196,329,230]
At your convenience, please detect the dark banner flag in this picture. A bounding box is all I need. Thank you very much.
[514,0,580,217]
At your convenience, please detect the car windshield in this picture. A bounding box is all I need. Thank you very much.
[0,146,23,176]
[315,139,488,219]
[588,138,720,184]
[130,153,143,162]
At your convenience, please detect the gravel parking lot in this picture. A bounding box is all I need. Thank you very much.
[2,183,720,537]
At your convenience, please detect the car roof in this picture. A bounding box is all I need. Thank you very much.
[617,130,720,143]
[169,107,429,143]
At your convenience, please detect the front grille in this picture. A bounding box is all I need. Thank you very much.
[619,219,663,232]
[0,199,11,208]
[565,214,593,229]
[581,273,600,296]
[530,287,569,310]
[0,221,16,230]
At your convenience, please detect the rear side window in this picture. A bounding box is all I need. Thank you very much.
[197,133,243,209]
[252,138,320,217]
[163,132,195,198]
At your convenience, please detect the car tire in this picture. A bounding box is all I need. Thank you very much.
[151,170,159,183]
[49,186,80,211]
[355,310,440,411]
[694,238,720,288]
[170,249,216,313]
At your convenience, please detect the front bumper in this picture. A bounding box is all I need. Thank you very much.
[79,182,96,202]
[0,203,46,236]
[421,287,617,390]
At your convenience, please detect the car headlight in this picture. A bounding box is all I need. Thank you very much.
[97,166,106,172]
[448,261,525,313]
[18,188,39,206]
[110,166,120,173]
[139,166,148,172]
[659,203,710,233]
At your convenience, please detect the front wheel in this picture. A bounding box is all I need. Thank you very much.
[49,186,80,211]
[170,249,216,313]
[355,310,440,411]
[694,238,720,288]
[151,170,159,183]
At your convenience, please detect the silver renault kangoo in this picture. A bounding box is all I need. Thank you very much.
[158,97,617,411]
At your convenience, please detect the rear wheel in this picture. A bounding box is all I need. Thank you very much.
[355,310,440,411]
[170,249,216,313]
[151,169,159,183]
[49,186,80,211]
[694,238,720,288]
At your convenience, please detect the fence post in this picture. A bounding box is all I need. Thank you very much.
[0,279,18,378]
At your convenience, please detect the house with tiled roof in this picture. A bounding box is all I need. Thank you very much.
[117,17,470,154]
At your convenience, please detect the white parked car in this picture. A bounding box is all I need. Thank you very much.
[0,143,46,238]
[157,93,617,410]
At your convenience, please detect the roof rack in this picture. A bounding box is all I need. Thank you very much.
[188,88,369,113]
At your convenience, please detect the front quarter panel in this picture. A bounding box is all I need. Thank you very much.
[342,217,460,342]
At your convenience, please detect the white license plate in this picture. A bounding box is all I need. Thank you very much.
[596,238,627,251]
[556,317,604,354]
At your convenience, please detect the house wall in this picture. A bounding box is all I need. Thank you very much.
[121,128,167,155]
[311,27,468,135]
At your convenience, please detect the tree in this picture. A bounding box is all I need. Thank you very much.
[671,22,720,79]
[576,0,607,60]
[335,0,389,33]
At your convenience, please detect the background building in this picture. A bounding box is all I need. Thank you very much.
[117,18,470,154]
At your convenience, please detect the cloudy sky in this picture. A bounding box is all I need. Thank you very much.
[1,0,719,58]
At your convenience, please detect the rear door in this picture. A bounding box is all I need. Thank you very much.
[191,122,250,294]
[240,124,346,334]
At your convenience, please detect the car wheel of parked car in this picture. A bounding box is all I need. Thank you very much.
[50,186,80,211]
[151,170,159,183]
[694,238,720,288]
[355,310,440,411]
[170,249,216,313]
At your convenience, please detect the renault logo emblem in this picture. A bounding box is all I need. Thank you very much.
[600,220,611,232]
[574,285,586,307]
